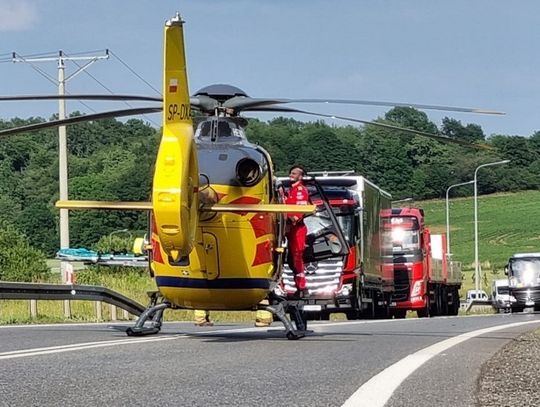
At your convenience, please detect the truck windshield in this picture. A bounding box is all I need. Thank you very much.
[304,212,354,245]
[336,213,354,244]
[510,258,540,287]
[382,216,420,253]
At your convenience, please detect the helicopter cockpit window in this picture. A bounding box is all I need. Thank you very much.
[195,119,245,143]
[218,121,232,137]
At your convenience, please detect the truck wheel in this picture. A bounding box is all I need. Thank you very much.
[441,287,449,315]
[451,290,460,315]
[431,286,442,316]
[417,296,430,318]
[345,310,360,320]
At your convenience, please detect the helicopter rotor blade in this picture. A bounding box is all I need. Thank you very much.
[224,96,505,116]
[0,107,162,137]
[189,95,219,113]
[0,94,163,102]
[0,93,225,114]
[245,105,493,149]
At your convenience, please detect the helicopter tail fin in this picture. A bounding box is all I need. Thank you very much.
[152,14,199,262]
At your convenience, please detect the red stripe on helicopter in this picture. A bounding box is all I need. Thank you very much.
[151,214,157,234]
[249,213,273,238]
[168,78,178,93]
[229,196,261,205]
[151,237,165,264]
[252,240,273,267]
[149,214,165,263]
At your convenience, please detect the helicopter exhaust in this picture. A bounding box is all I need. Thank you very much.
[236,158,263,187]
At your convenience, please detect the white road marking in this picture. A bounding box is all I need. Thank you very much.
[341,319,540,407]
[0,325,285,360]
[0,315,523,362]
[0,335,188,360]
[0,322,132,329]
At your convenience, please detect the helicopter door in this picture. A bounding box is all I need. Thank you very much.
[202,232,219,280]
[302,181,349,262]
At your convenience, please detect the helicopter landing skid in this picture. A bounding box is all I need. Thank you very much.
[125,293,170,336]
[265,300,307,340]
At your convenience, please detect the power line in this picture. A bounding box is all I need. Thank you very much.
[12,53,97,113]
[64,51,161,126]
[109,50,161,96]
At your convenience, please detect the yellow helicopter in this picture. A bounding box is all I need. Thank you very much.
[0,13,502,339]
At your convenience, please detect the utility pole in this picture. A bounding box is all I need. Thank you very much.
[12,50,108,289]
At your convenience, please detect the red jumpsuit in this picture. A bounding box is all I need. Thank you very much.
[285,181,310,291]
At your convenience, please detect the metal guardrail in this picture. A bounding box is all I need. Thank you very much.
[465,299,493,313]
[0,282,146,317]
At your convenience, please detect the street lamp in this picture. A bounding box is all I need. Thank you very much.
[474,159,510,294]
[445,180,474,258]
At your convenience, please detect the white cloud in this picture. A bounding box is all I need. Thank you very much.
[0,0,38,32]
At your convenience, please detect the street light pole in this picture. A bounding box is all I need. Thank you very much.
[445,180,474,258]
[474,159,510,294]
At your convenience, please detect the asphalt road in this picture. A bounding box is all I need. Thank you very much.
[1,313,539,407]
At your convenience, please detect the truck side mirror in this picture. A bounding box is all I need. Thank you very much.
[504,265,508,275]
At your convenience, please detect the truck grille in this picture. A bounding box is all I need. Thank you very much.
[511,288,540,304]
[282,258,344,295]
[393,268,410,302]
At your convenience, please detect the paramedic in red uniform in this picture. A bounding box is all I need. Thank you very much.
[286,165,310,296]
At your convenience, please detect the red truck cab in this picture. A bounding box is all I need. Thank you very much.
[382,208,461,318]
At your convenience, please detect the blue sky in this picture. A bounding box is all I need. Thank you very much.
[1,0,539,137]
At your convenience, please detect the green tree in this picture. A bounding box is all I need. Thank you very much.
[441,117,485,143]
[0,223,50,282]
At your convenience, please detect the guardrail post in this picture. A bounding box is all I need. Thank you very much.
[95,301,102,321]
[62,262,75,319]
[111,304,117,321]
[30,299,38,318]
[63,300,71,319]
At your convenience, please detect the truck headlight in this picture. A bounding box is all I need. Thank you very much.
[411,281,423,297]
[338,284,353,297]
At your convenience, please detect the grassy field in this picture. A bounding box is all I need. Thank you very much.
[1,190,538,323]
[407,189,540,293]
